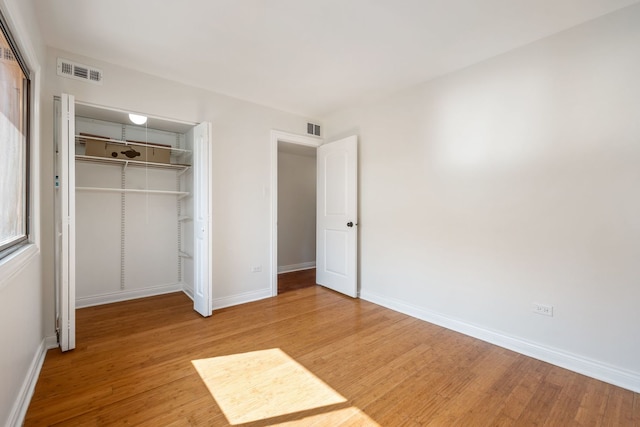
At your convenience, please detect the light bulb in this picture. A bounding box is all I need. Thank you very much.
[128,113,147,125]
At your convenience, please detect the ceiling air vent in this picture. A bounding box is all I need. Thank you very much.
[307,123,321,137]
[57,58,103,85]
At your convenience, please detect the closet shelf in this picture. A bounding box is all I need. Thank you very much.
[75,135,191,156]
[76,155,191,171]
[76,187,190,197]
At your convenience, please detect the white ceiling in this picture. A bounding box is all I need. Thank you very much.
[34,0,640,118]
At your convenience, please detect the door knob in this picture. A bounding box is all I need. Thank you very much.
[347,222,354,227]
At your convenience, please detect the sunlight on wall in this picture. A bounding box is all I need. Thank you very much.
[192,348,379,425]
[428,68,550,172]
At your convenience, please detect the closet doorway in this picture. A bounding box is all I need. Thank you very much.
[55,94,212,351]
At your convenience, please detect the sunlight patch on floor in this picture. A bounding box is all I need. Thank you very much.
[192,348,379,425]
[275,406,379,426]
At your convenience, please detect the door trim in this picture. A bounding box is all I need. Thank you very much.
[270,130,322,297]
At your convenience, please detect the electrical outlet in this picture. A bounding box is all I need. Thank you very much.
[533,303,553,317]
[251,266,262,273]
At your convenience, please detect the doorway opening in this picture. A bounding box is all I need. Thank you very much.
[270,131,321,296]
[277,142,317,293]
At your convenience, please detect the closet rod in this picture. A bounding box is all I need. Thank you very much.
[76,187,190,197]
[75,155,191,172]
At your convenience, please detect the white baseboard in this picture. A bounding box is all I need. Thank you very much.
[361,290,640,393]
[278,262,316,274]
[76,283,184,308]
[76,283,271,312]
[213,288,272,310]
[182,285,194,301]
[45,335,58,350]
[7,338,49,427]
[184,286,270,310]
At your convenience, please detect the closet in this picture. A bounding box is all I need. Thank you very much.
[54,93,212,351]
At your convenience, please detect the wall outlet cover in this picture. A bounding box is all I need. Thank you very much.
[533,303,553,317]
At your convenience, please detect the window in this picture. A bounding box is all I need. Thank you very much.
[0,12,30,259]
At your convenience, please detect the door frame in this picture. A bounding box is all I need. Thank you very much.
[269,130,322,296]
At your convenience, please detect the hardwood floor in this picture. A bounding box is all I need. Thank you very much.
[278,268,316,293]
[26,287,639,426]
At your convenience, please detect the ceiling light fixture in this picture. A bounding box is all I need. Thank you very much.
[128,113,147,125]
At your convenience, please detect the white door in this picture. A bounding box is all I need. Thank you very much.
[192,122,213,316]
[57,93,76,351]
[316,135,358,297]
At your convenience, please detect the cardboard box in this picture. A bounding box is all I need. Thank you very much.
[84,139,133,160]
[129,143,171,164]
[83,136,171,164]
[84,138,110,157]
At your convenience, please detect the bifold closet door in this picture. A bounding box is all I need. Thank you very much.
[192,122,212,317]
[57,93,76,351]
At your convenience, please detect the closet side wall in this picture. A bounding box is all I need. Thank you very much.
[181,127,195,298]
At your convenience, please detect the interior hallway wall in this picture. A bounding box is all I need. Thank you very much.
[277,148,316,272]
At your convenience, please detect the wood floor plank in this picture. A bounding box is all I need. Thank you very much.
[25,275,639,426]
[541,369,587,426]
[278,268,316,293]
[52,375,216,426]
[601,386,635,426]
[449,351,528,425]
[514,377,561,425]
[574,381,612,426]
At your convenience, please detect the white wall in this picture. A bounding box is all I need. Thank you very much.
[40,47,317,338]
[277,150,316,271]
[0,0,46,425]
[324,5,640,391]
[0,263,43,425]
[74,164,182,307]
